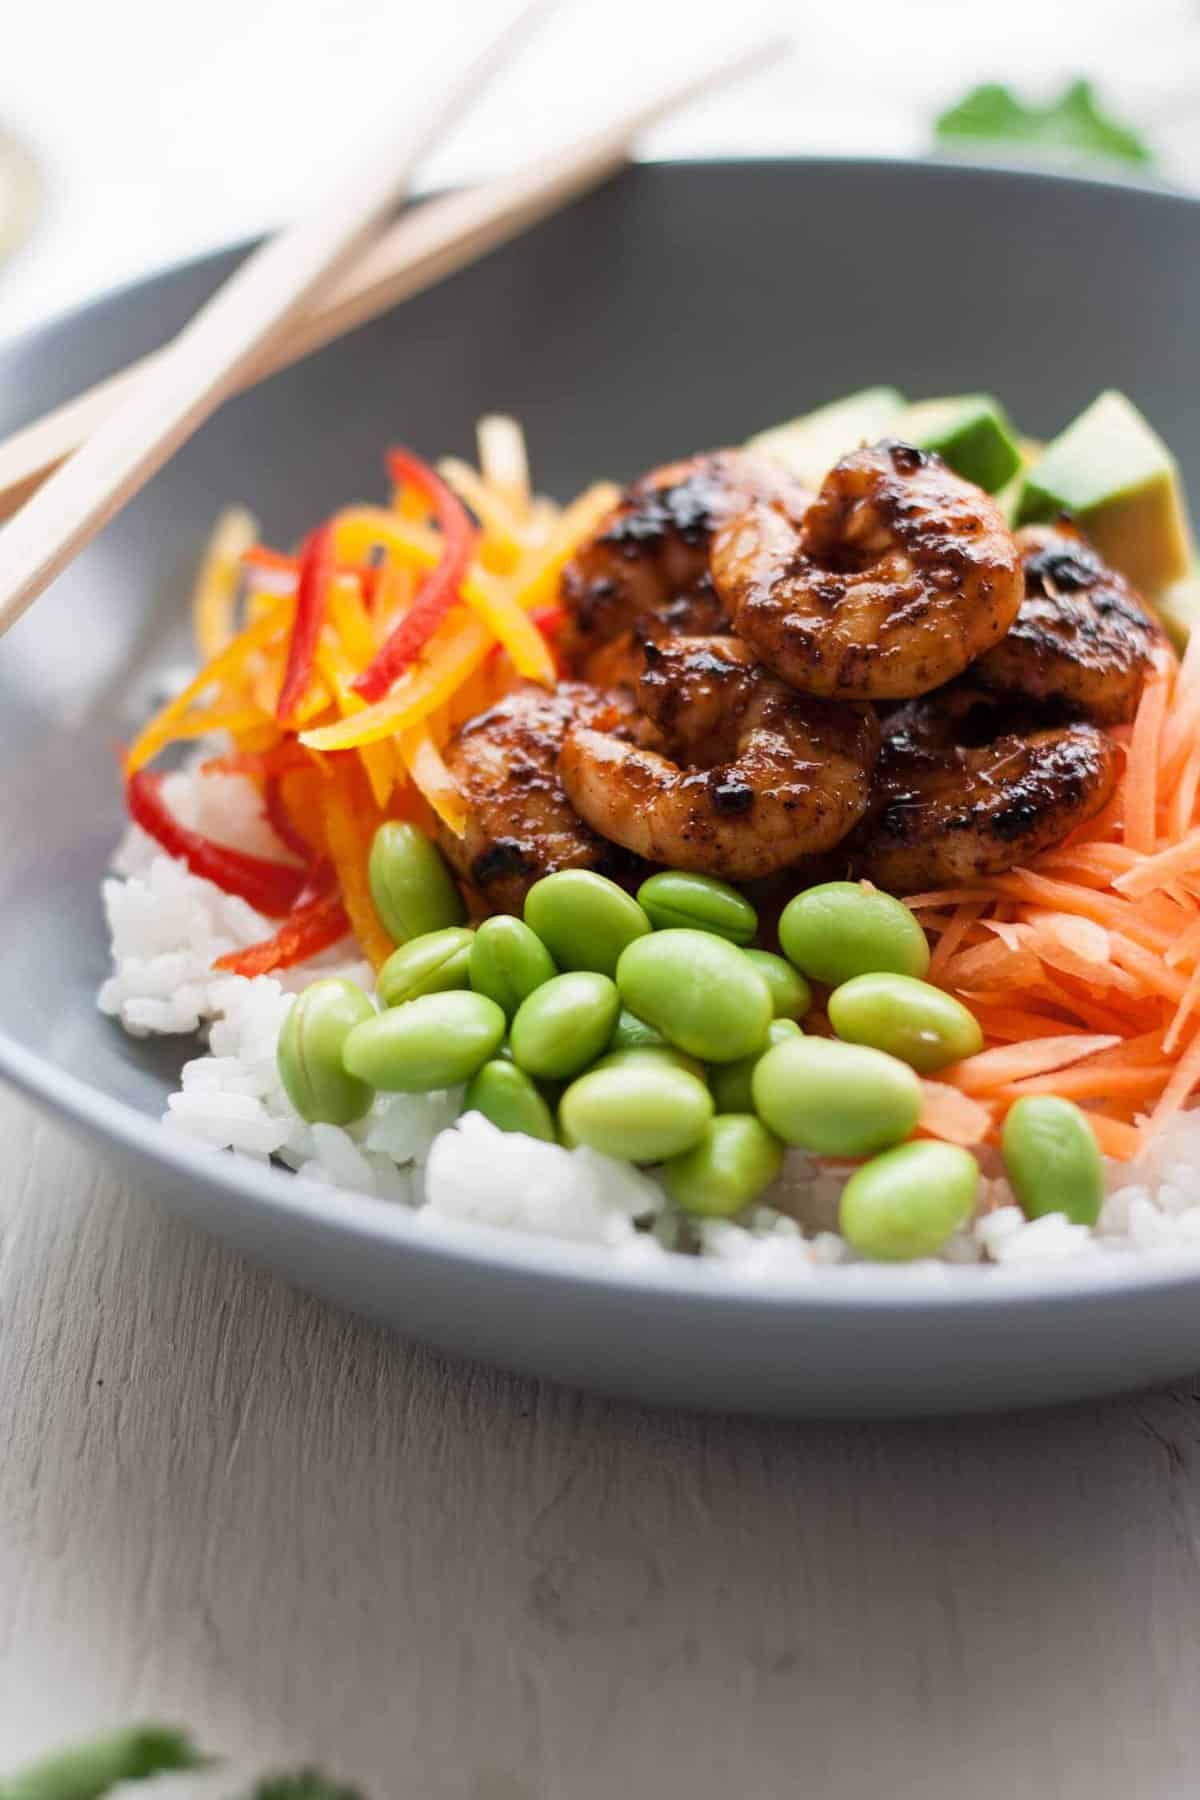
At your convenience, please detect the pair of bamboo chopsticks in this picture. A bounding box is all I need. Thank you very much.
[0,10,781,639]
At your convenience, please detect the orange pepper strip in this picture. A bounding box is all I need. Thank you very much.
[397,723,468,835]
[193,506,258,658]
[319,762,394,969]
[299,614,493,752]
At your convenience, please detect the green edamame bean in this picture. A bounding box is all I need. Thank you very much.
[464,1059,557,1142]
[778,881,930,986]
[342,990,504,1092]
[469,914,556,1019]
[509,972,620,1081]
[276,977,375,1125]
[592,1045,706,1081]
[615,929,772,1063]
[636,870,758,945]
[709,1018,801,1114]
[609,1008,666,1053]
[559,1062,713,1163]
[663,1115,785,1218]
[752,1035,921,1156]
[368,821,465,944]
[1001,1096,1105,1226]
[523,870,651,975]
[377,926,474,1009]
[828,972,982,1073]
[840,1140,979,1261]
[743,949,812,1020]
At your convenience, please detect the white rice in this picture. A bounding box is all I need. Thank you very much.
[98,767,1200,1277]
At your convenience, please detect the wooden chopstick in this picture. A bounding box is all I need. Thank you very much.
[0,0,553,640]
[0,33,784,598]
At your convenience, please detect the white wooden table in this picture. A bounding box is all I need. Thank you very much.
[8,1,1200,1789]
[4,1076,1200,1794]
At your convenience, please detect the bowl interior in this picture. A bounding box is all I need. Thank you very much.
[4,158,1200,1414]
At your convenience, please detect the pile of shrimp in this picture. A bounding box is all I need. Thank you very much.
[440,434,1192,1157]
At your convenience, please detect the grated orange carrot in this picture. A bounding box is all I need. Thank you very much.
[1147,1025,1200,1136]
[1087,1115,1142,1161]
[917,1081,994,1147]
[945,1035,1121,1095]
[1124,652,1172,853]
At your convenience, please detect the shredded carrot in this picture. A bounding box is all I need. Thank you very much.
[946,1036,1121,1095]
[917,1081,993,1147]
[1124,653,1172,853]
[1087,1115,1142,1161]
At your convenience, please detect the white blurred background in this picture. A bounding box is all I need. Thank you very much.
[1,0,1200,342]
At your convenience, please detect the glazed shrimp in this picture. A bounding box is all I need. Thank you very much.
[711,440,1023,699]
[559,635,879,881]
[560,449,810,678]
[858,686,1120,890]
[972,521,1164,726]
[438,682,644,914]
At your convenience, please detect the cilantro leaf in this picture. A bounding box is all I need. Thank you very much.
[0,1726,208,1800]
[243,1774,364,1800]
[935,79,1151,166]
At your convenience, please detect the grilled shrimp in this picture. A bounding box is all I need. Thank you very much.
[438,682,644,913]
[972,521,1164,726]
[711,440,1023,699]
[858,685,1120,890]
[560,635,879,881]
[560,449,810,677]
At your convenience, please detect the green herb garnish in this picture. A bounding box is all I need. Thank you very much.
[935,79,1151,167]
[0,1726,207,1800]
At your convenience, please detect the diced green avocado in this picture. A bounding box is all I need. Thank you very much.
[1016,390,1194,596]
[997,437,1045,524]
[747,386,906,487]
[1154,568,1200,649]
[895,394,1021,492]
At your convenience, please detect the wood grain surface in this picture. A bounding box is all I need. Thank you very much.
[3,1079,1200,1797]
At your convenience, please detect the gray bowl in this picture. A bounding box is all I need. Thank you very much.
[4,157,1200,1417]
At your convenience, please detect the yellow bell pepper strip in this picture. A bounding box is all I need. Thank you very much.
[352,451,477,701]
[397,722,468,835]
[319,761,395,968]
[505,482,620,615]
[477,413,532,520]
[299,614,492,752]
[126,770,308,916]
[314,630,395,809]
[125,594,294,774]
[277,523,337,723]
[437,456,529,568]
[192,506,258,658]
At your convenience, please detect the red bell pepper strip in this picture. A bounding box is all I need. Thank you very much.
[276,523,337,723]
[126,769,308,917]
[351,450,477,703]
[212,890,350,977]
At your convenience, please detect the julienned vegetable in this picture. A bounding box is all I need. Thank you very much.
[126,769,308,917]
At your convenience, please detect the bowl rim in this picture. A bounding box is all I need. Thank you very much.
[5,149,1200,1315]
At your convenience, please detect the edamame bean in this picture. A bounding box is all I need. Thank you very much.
[828,972,982,1073]
[840,1140,980,1260]
[592,1045,706,1081]
[752,1035,921,1156]
[609,1008,666,1053]
[509,972,620,1081]
[616,929,772,1063]
[342,991,504,1092]
[663,1115,785,1218]
[778,881,930,986]
[1001,1096,1105,1226]
[559,1062,713,1163]
[709,1018,801,1114]
[469,914,556,1019]
[636,870,757,944]
[368,821,465,944]
[743,949,812,1021]
[524,870,651,975]
[464,1059,557,1142]
[377,926,473,1009]
[276,978,375,1125]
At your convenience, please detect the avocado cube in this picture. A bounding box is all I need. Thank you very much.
[1016,390,1194,597]
[895,394,1022,493]
[1153,568,1200,649]
[748,386,906,488]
